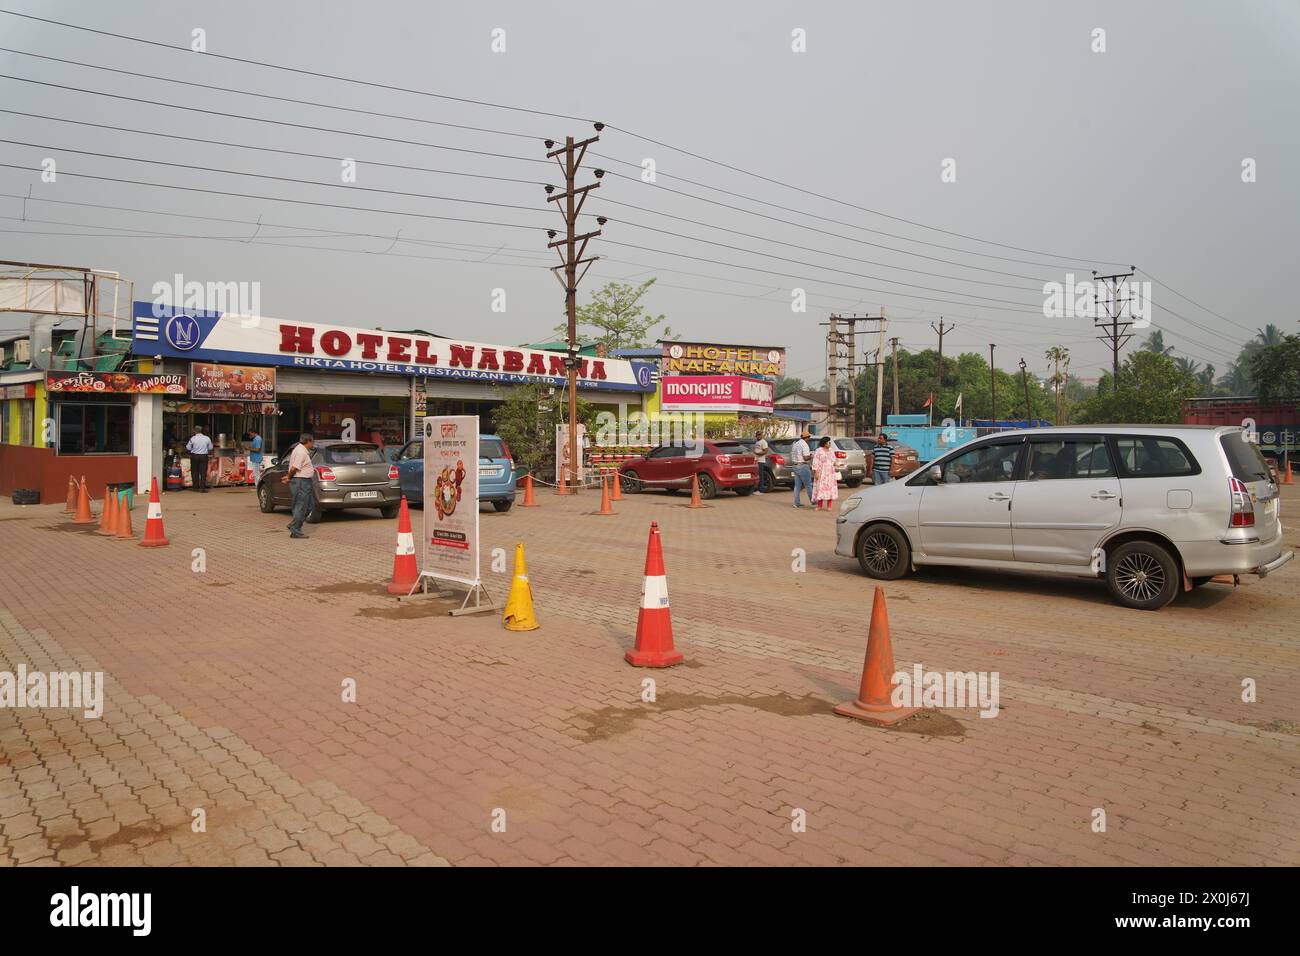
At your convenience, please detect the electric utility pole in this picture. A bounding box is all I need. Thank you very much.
[888,336,900,419]
[824,311,886,433]
[988,343,996,422]
[1092,267,1137,395]
[546,125,606,490]
[930,318,953,409]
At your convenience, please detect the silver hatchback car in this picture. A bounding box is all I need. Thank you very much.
[835,425,1293,610]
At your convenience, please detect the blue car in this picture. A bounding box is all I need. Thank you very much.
[394,433,517,512]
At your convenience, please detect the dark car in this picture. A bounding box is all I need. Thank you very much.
[257,440,402,523]
[618,440,759,499]
[393,434,518,512]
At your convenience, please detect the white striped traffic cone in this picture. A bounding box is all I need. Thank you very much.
[387,496,419,594]
[625,521,683,667]
[138,477,170,547]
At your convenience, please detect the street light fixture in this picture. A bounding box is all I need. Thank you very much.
[1018,357,1032,423]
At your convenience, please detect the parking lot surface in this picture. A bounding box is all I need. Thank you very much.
[1,483,1297,866]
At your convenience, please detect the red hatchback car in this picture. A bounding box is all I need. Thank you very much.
[618,440,759,499]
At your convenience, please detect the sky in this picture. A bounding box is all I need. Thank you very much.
[1,0,1297,388]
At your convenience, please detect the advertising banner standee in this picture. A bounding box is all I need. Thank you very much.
[415,415,492,614]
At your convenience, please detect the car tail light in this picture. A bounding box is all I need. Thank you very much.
[769,453,785,466]
[316,465,337,482]
[716,455,731,465]
[500,440,512,461]
[1229,477,1255,527]
[388,464,399,480]
[835,451,847,459]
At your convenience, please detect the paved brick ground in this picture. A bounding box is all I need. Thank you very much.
[1,480,1297,866]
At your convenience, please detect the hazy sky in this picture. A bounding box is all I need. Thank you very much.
[1,0,1297,387]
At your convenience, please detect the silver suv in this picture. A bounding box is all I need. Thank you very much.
[768,437,869,487]
[834,426,1292,610]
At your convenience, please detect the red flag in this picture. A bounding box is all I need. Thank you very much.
[922,393,933,409]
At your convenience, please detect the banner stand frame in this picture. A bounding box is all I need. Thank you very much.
[407,574,494,616]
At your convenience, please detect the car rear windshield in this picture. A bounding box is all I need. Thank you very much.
[711,442,749,456]
[322,444,384,464]
[480,439,506,459]
[836,438,863,451]
[1219,432,1271,482]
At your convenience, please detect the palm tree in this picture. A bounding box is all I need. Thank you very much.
[1195,365,1216,392]
[1174,356,1202,378]
[1217,360,1252,395]
[1044,346,1070,424]
[1141,330,1173,355]
[1254,324,1285,347]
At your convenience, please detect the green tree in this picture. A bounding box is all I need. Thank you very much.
[1247,334,1300,401]
[1141,330,1174,355]
[774,375,805,400]
[491,382,598,477]
[1072,351,1197,424]
[553,278,672,350]
[1045,345,1071,424]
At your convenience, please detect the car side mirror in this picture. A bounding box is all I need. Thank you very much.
[928,464,943,483]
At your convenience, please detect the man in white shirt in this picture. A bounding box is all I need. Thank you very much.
[753,433,769,494]
[281,433,316,538]
[185,426,214,493]
[790,430,814,508]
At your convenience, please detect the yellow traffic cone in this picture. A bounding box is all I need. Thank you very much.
[503,542,539,631]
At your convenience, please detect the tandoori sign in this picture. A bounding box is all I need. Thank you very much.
[661,341,786,377]
[134,302,652,392]
[46,370,187,395]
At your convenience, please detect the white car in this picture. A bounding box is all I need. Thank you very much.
[834,425,1292,610]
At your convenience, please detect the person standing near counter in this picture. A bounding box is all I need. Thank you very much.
[248,428,264,485]
[186,426,213,493]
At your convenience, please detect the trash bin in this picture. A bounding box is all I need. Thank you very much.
[106,481,135,510]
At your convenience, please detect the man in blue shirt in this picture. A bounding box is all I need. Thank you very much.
[185,426,214,493]
[248,428,264,485]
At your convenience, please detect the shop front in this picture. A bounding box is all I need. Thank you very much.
[132,302,655,480]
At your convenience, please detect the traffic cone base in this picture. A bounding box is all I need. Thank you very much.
[554,465,569,495]
[610,471,623,501]
[626,521,683,667]
[520,473,538,507]
[686,473,706,508]
[139,477,170,547]
[596,475,615,515]
[503,542,539,631]
[834,586,918,727]
[386,496,420,594]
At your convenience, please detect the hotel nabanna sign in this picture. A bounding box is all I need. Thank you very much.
[661,341,786,377]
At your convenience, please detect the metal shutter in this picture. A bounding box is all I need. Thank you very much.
[275,369,409,398]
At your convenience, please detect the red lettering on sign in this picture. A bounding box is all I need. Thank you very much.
[588,360,607,381]
[548,355,565,376]
[526,353,546,375]
[577,359,589,378]
[278,325,315,354]
[503,350,524,372]
[450,345,475,368]
[477,348,500,371]
[355,332,383,359]
[386,337,412,362]
[320,330,351,356]
[414,339,438,365]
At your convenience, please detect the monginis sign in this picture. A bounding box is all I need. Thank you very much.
[660,376,774,413]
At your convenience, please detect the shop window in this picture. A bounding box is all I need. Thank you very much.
[0,400,9,443]
[56,402,131,455]
[19,399,33,446]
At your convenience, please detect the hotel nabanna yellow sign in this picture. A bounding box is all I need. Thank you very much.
[661,342,786,377]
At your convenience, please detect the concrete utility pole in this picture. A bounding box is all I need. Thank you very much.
[988,343,996,422]
[1019,357,1032,421]
[874,306,886,432]
[826,315,840,433]
[1092,267,1137,395]
[546,126,605,490]
[888,337,900,418]
[930,318,953,409]
[824,311,886,433]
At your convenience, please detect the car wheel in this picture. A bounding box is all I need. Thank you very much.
[734,486,755,496]
[1106,540,1179,610]
[257,483,276,513]
[306,497,323,524]
[845,478,863,488]
[856,523,911,580]
[696,473,717,500]
[379,504,399,519]
[493,499,513,513]
[621,471,643,494]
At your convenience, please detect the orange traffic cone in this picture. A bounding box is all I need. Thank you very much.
[63,476,78,514]
[1284,461,1294,486]
[72,475,95,524]
[139,477,170,547]
[625,521,683,667]
[96,485,119,536]
[834,587,918,726]
[686,473,705,509]
[596,474,615,515]
[520,473,539,507]
[386,496,420,594]
[610,470,623,501]
[555,464,569,495]
[113,490,135,540]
